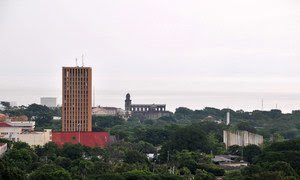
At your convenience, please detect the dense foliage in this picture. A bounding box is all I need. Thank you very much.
[1,104,300,179]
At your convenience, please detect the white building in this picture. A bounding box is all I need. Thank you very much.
[7,120,35,131]
[223,130,263,149]
[40,97,57,108]
[12,129,52,147]
[0,122,51,147]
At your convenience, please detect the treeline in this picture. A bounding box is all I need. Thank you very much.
[174,107,300,139]
[1,138,300,179]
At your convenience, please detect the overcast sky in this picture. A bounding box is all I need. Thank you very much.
[0,0,300,112]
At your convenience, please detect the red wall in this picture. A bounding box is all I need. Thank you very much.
[52,132,109,148]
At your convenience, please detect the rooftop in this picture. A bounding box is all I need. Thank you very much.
[0,122,12,127]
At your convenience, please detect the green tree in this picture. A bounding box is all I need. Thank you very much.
[124,150,149,164]
[223,170,243,180]
[195,169,215,180]
[61,143,83,160]
[243,144,261,163]
[0,159,26,180]
[29,164,71,180]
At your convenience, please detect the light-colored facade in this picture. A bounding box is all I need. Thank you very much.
[41,97,57,108]
[62,67,92,132]
[223,130,263,149]
[7,121,35,131]
[13,129,52,147]
[125,93,172,120]
[0,127,52,147]
[92,107,126,117]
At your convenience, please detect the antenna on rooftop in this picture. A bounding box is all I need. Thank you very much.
[75,58,78,67]
[81,54,84,67]
[261,99,264,111]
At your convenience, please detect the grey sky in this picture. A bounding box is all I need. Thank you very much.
[0,0,300,112]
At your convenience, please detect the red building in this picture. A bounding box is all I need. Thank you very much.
[52,132,109,148]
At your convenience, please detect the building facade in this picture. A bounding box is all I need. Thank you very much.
[223,130,263,149]
[62,67,92,132]
[125,93,172,120]
[52,132,109,148]
[41,97,57,108]
[0,121,51,147]
[92,106,126,117]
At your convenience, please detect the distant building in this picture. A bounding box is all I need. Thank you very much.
[62,67,92,132]
[125,93,172,120]
[92,106,126,117]
[223,130,263,149]
[41,97,57,108]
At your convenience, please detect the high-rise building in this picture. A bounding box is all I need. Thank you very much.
[62,67,92,132]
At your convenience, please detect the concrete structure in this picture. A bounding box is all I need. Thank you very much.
[41,97,57,108]
[125,93,172,120]
[12,129,52,146]
[62,67,92,132]
[0,143,7,158]
[52,132,109,148]
[226,112,230,125]
[8,120,35,131]
[223,130,263,149]
[0,122,52,147]
[92,106,126,117]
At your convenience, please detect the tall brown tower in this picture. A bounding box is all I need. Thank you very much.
[62,67,92,132]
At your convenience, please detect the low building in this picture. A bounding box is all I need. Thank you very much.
[0,122,22,137]
[223,130,263,149]
[52,132,109,148]
[0,143,7,158]
[92,106,126,117]
[13,129,52,146]
[0,121,50,147]
[125,93,172,120]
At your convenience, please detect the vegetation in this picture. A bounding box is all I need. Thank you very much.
[1,104,300,179]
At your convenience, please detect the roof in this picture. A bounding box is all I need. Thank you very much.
[0,122,12,127]
[212,155,234,163]
[131,104,166,107]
